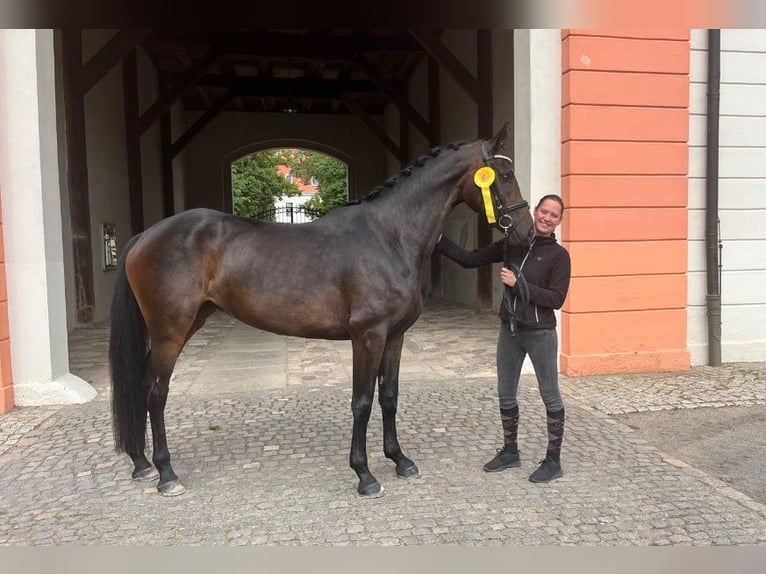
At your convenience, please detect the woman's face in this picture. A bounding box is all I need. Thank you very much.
[534,199,563,237]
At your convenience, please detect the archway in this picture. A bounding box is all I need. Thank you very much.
[222,139,357,214]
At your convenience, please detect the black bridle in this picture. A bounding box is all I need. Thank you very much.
[480,142,529,236]
[478,143,532,330]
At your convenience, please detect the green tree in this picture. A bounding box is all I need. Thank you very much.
[231,151,299,219]
[288,151,348,216]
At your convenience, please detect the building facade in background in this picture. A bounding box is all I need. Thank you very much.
[274,163,320,223]
[0,29,764,413]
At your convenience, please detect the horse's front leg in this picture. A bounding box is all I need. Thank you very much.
[379,334,419,479]
[350,334,386,497]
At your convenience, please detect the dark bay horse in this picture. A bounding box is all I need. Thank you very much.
[109,122,535,498]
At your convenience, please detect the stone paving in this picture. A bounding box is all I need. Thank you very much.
[0,299,765,545]
[560,365,766,415]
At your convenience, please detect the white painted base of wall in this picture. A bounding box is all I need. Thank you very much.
[13,373,97,406]
[721,343,766,363]
[689,342,766,365]
[688,343,708,366]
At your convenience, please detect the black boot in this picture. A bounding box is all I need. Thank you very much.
[529,407,564,483]
[484,405,521,472]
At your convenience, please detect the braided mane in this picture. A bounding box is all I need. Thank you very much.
[344,141,469,205]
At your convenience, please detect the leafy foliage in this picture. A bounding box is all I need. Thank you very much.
[231,151,299,219]
[231,149,348,220]
[289,151,348,216]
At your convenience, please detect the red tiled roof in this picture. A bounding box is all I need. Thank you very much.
[277,165,318,194]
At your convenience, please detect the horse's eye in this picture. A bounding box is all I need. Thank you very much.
[500,172,512,182]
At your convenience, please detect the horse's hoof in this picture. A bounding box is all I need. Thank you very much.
[157,480,187,497]
[396,462,421,479]
[357,480,385,498]
[132,466,159,482]
[356,470,384,498]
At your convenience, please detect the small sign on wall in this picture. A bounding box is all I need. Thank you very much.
[101,223,117,271]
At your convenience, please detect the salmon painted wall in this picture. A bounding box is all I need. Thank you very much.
[0,194,14,413]
[560,30,692,375]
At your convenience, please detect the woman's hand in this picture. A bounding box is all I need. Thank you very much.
[500,266,517,288]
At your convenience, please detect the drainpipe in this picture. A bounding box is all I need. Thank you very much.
[705,29,722,366]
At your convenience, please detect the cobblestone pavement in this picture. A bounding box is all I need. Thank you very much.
[1,299,765,546]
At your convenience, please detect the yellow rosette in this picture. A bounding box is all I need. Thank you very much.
[474,166,496,223]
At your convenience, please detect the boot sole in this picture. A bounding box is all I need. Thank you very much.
[528,469,563,483]
[483,461,521,473]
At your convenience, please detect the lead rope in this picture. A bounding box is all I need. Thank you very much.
[502,235,516,335]
[502,237,535,336]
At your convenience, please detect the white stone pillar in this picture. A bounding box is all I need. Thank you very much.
[513,29,562,209]
[0,29,96,405]
[513,30,563,374]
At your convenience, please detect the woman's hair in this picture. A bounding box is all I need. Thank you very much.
[535,194,565,214]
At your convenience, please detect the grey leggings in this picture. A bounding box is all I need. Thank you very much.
[496,322,564,412]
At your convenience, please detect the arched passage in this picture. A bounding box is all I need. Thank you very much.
[221,138,357,214]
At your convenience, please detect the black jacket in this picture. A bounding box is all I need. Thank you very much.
[437,234,571,329]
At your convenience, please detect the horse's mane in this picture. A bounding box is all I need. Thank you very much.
[343,141,470,206]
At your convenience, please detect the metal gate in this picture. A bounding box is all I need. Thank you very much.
[252,204,323,224]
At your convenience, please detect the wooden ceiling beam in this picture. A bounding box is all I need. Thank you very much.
[79,29,151,96]
[152,31,423,60]
[341,95,404,163]
[171,87,237,158]
[138,48,220,135]
[408,29,480,104]
[355,54,432,142]
[427,56,441,146]
[198,76,379,98]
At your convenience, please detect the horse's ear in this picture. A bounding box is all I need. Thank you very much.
[491,121,510,153]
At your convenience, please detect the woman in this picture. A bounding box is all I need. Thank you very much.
[437,194,571,483]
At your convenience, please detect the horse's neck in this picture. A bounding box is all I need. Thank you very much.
[372,163,466,263]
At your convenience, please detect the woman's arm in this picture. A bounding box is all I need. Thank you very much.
[437,235,505,268]
[513,249,571,309]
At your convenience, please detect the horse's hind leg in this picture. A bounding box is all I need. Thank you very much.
[128,422,157,482]
[379,334,419,479]
[141,304,215,495]
[121,368,156,482]
[145,336,186,496]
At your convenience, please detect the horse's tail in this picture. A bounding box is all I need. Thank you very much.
[109,233,148,454]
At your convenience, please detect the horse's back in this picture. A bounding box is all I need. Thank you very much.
[125,206,424,340]
[125,208,353,337]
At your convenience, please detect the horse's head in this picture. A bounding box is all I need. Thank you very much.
[461,122,535,245]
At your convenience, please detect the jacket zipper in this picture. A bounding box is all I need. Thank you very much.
[512,238,536,318]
